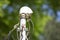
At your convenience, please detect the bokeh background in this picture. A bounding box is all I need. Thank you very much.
[0,0,60,40]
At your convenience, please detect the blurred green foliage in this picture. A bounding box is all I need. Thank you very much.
[0,0,54,40]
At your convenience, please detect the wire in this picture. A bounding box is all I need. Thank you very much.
[30,19,34,31]
[27,18,34,40]
[7,23,19,40]
[8,28,15,40]
[11,35,16,40]
[29,19,34,32]
[17,29,20,40]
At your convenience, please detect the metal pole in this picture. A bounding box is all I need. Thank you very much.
[20,14,26,40]
[19,6,33,40]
